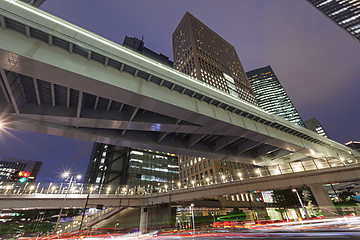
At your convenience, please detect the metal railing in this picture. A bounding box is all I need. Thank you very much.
[0,156,358,196]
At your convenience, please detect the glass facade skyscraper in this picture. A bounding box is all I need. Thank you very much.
[246,66,303,126]
[172,12,258,105]
[304,117,330,138]
[307,0,360,42]
[85,143,179,188]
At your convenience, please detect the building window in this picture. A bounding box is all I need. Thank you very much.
[210,169,213,176]
[195,166,198,172]
[191,168,194,174]
[208,160,212,166]
[204,161,207,168]
[219,160,222,166]
[224,161,227,167]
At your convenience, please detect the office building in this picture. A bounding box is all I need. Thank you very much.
[307,0,360,42]
[178,156,267,218]
[345,141,360,151]
[0,157,42,182]
[246,66,304,126]
[178,156,259,185]
[304,117,330,138]
[172,12,257,105]
[85,143,179,188]
[21,0,46,7]
[123,36,173,67]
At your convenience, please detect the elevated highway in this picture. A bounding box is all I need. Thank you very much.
[0,0,358,166]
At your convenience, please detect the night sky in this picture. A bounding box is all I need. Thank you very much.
[0,0,359,182]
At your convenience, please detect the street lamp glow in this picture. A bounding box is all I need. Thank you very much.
[221,175,225,180]
[62,171,70,178]
[0,122,3,129]
[177,182,181,187]
[76,175,82,180]
[190,203,195,235]
[292,188,310,220]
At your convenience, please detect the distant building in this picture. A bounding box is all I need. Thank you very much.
[123,36,173,67]
[178,156,266,216]
[307,0,360,42]
[0,157,42,182]
[172,12,258,105]
[246,66,304,126]
[178,156,260,185]
[85,143,179,189]
[345,141,360,151]
[304,117,330,138]
[20,0,46,7]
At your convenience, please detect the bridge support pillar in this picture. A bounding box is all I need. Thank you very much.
[139,206,148,234]
[310,184,338,218]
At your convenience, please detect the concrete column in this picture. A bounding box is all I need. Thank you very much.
[139,206,148,234]
[310,184,338,218]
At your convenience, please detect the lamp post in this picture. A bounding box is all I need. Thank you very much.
[292,189,310,220]
[54,171,82,233]
[190,203,195,235]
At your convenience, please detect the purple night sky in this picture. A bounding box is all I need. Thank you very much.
[0,0,359,182]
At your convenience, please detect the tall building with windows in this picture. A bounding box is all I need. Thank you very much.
[345,141,360,151]
[246,66,303,126]
[304,117,330,138]
[307,0,360,42]
[123,36,173,67]
[0,157,42,182]
[178,156,258,185]
[85,143,179,188]
[21,0,46,7]
[172,12,257,105]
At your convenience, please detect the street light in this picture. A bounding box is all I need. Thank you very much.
[292,189,310,220]
[190,203,195,235]
[55,171,82,233]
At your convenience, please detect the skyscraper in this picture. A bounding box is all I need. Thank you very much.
[304,117,330,138]
[123,36,173,67]
[172,12,257,105]
[85,143,179,189]
[0,157,42,182]
[20,0,46,7]
[307,0,360,42]
[246,66,304,126]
